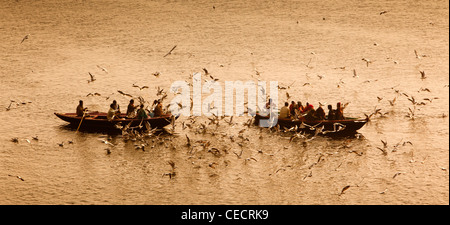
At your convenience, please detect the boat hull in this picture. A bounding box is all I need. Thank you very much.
[254,113,367,136]
[54,112,175,131]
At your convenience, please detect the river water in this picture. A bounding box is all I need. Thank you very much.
[0,0,448,205]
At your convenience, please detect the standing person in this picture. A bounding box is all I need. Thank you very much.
[327,105,335,120]
[76,100,87,117]
[335,102,344,120]
[126,99,138,118]
[279,102,290,119]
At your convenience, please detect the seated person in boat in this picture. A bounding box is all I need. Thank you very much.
[301,102,314,113]
[265,98,273,109]
[112,100,121,114]
[262,98,276,115]
[76,100,87,117]
[315,105,326,120]
[279,102,290,119]
[327,104,335,120]
[335,102,344,120]
[126,99,138,118]
[153,100,164,117]
[137,104,148,119]
[304,108,316,121]
[289,101,297,117]
[297,101,304,113]
[107,103,116,121]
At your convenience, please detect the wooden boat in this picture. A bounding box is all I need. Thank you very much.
[254,113,367,135]
[54,111,176,131]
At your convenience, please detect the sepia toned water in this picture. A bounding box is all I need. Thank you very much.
[0,0,448,205]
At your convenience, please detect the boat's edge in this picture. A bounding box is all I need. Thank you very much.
[54,112,176,130]
[253,113,367,135]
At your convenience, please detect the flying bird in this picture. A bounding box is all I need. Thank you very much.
[8,175,24,181]
[168,160,176,170]
[353,69,359,78]
[132,84,149,90]
[376,147,387,155]
[86,92,101,97]
[422,97,438,103]
[156,87,165,96]
[209,74,219,81]
[117,90,133,98]
[419,70,426,79]
[388,97,397,106]
[339,185,351,196]
[96,65,108,73]
[392,172,404,179]
[87,72,96,83]
[414,50,420,58]
[100,139,115,146]
[304,58,313,68]
[5,100,14,111]
[379,11,388,15]
[361,58,374,67]
[20,34,30,44]
[163,45,177,57]
[407,107,415,119]
[185,134,191,147]
[407,96,417,105]
[381,139,388,148]
[418,87,431,92]
[414,50,428,59]
[135,144,145,152]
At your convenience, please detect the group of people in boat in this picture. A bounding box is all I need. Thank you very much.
[76,97,344,121]
[76,99,164,120]
[278,100,345,121]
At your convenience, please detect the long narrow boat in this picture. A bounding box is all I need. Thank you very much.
[54,111,176,131]
[254,113,367,135]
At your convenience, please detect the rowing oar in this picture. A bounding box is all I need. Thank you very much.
[76,110,88,132]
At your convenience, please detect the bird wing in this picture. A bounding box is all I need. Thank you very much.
[97,65,108,73]
[163,45,177,57]
[20,35,28,44]
[88,72,95,81]
[339,185,351,195]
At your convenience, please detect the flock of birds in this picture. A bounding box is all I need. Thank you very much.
[6,12,449,199]
[6,45,448,197]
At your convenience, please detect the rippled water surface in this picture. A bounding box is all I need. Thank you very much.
[0,0,448,205]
